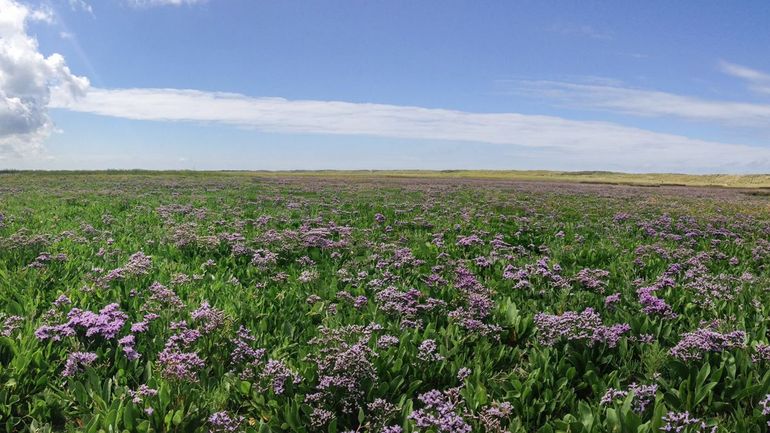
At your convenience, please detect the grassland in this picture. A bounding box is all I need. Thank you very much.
[7,169,770,189]
[2,172,770,432]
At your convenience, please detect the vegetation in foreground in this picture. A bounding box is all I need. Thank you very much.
[2,173,770,432]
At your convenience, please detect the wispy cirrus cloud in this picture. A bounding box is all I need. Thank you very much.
[48,87,770,172]
[719,60,770,96]
[126,0,207,7]
[509,79,770,127]
[547,23,612,40]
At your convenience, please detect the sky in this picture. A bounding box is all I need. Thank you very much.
[2,0,770,172]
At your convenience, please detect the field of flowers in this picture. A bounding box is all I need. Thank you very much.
[3,172,770,433]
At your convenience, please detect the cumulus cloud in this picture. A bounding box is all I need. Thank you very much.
[0,0,89,159]
[50,87,770,171]
[510,80,770,127]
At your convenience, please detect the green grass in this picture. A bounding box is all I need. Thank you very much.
[6,169,770,188]
[2,172,770,432]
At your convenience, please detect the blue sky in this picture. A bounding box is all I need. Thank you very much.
[2,0,770,172]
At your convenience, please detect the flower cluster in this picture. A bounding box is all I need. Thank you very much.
[144,282,185,312]
[637,285,676,318]
[157,321,205,382]
[208,411,244,433]
[191,301,227,334]
[448,267,501,337]
[260,359,302,395]
[573,268,610,293]
[128,384,158,404]
[62,351,97,377]
[660,411,716,433]
[669,328,746,362]
[760,394,770,427]
[477,401,513,433]
[118,334,140,360]
[1,315,22,337]
[600,382,658,413]
[752,344,770,363]
[417,339,444,362]
[36,303,128,342]
[376,286,445,329]
[97,252,152,286]
[534,308,630,347]
[305,324,381,419]
[408,388,471,433]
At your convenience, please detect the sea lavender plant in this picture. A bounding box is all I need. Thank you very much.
[62,351,98,377]
[534,308,630,348]
[670,328,746,361]
[408,388,471,433]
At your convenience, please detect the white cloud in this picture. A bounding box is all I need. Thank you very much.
[719,60,770,96]
[547,24,612,40]
[511,80,770,127]
[68,0,94,14]
[28,4,55,24]
[127,0,207,7]
[50,87,770,171]
[0,0,89,159]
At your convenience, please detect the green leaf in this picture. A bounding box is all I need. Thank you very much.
[173,408,184,426]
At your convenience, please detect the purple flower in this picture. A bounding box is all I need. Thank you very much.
[456,235,484,247]
[191,301,227,334]
[145,282,184,311]
[377,335,399,349]
[261,359,302,395]
[208,411,244,432]
[457,367,472,381]
[128,384,158,404]
[753,344,770,363]
[760,394,770,426]
[306,324,380,415]
[534,308,629,348]
[353,295,368,309]
[670,328,746,361]
[604,292,621,309]
[251,249,278,269]
[310,408,335,428]
[600,383,658,413]
[119,334,141,360]
[167,321,202,347]
[637,286,676,318]
[1,315,22,337]
[130,313,158,333]
[660,411,716,433]
[124,252,152,275]
[53,295,71,308]
[417,339,444,362]
[36,303,128,342]
[62,351,97,377]
[158,325,205,382]
[574,268,610,292]
[230,326,266,367]
[409,388,471,433]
